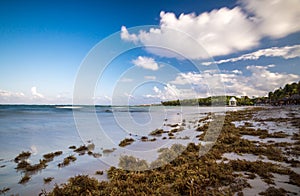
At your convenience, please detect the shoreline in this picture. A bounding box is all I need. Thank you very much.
[1,106,300,195]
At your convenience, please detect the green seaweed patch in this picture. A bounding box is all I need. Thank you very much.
[119,138,135,147]
[44,177,54,184]
[14,151,31,163]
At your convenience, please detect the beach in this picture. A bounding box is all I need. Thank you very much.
[0,105,299,195]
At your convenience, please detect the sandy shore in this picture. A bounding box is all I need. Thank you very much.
[2,106,300,195]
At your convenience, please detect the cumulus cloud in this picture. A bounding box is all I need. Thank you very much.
[31,86,44,99]
[132,56,159,70]
[203,45,300,65]
[145,84,183,100]
[121,0,300,59]
[120,26,138,43]
[122,7,258,59]
[242,0,300,38]
[0,89,25,103]
[170,65,300,97]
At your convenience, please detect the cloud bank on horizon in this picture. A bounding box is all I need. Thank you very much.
[0,0,300,104]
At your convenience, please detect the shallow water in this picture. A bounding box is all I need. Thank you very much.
[0,104,245,195]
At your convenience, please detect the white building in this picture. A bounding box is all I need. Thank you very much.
[229,97,237,106]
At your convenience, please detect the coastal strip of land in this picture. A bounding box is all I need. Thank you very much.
[40,106,300,195]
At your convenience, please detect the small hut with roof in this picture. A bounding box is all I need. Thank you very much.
[229,97,237,106]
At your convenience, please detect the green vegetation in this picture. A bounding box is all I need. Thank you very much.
[161,81,300,106]
[269,81,300,102]
[161,96,254,106]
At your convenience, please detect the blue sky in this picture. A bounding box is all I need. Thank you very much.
[0,0,299,104]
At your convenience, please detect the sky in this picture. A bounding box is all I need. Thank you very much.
[0,0,300,105]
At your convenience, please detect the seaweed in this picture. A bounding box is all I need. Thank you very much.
[103,148,116,154]
[58,155,77,168]
[68,145,76,149]
[74,145,88,153]
[0,187,10,195]
[19,175,31,184]
[14,151,31,163]
[141,136,148,141]
[95,170,104,175]
[44,177,54,184]
[43,151,63,160]
[119,138,135,147]
[45,107,300,195]
[259,186,287,196]
[16,159,47,173]
[118,155,148,171]
[149,129,165,136]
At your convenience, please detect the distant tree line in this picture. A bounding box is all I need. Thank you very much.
[160,81,300,106]
[268,81,300,105]
[161,96,254,106]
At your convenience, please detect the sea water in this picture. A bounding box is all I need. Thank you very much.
[0,104,239,195]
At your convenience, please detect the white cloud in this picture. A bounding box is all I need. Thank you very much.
[145,84,183,100]
[170,66,300,97]
[232,70,242,74]
[0,88,74,104]
[243,0,300,38]
[122,7,259,59]
[203,45,300,65]
[121,0,300,59]
[144,76,156,80]
[31,86,44,99]
[120,26,138,43]
[0,89,25,103]
[132,56,159,70]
